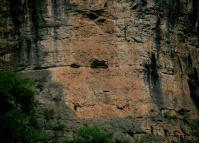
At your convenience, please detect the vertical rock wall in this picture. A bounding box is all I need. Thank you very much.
[0,0,199,142]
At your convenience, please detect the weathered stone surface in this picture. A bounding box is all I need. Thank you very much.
[0,0,199,142]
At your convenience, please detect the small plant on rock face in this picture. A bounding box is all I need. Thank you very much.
[73,126,114,143]
[114,137,131,143]
[43,108,54,120]
[177,109,190,122]
[63,140,74,143]
[162,111,177,120]
[53,122,65,131]
[64,126,138,143]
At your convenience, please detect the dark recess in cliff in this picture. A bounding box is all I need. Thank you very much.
[90,59,108,69]
[155,16,161,60]
[154,0,183,27]
[9,0,23,65]
[137,0,147,18]
[5,0,44,68]
[144,53,164,109]
[187,55,199,112]
[189,0,198,30]
[27,0,43,67]
[9,0,23,35]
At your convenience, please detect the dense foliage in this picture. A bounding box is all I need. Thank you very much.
[64,126,130,143]
[0,71,47,143]
[73,126,114,143]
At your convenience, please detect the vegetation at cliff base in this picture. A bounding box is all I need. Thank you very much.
[64,126,131,143]
[73,126,114,143]
[0,71,48,143]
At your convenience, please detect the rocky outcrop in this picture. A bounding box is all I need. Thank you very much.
[0,0,199,142]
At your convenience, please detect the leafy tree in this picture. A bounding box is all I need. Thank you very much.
[0,71,48,143]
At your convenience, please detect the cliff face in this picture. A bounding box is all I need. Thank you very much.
[0,0,199,142]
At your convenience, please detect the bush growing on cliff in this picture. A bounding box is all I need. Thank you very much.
[0,71,48,143]
[43,108,55,120]
[63,126,132,143]
[162,111,178,120]
[73,126,114,143]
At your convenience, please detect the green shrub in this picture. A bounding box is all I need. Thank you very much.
[177,109,189,121]
[0,71,48,143]
[63,139,74,143]
[44,108,54,120]
[162,109,190,121]
[162,111,177,120]
[63,126,133,143]
[0,71,36,113]
[115,137,131,143]
[73,126,114,143]
[53,122,65,131]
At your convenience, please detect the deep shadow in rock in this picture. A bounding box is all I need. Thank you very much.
[144,53,164,110]
[188,68,199,113]
[90,59,108,69]
[186,54,199,112]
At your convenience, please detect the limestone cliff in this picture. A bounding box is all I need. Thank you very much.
[0,0,199,142]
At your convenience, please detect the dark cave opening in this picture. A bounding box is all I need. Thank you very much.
[90,59,108,69]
